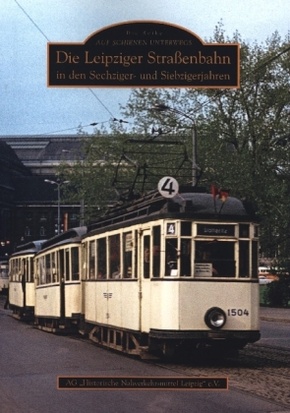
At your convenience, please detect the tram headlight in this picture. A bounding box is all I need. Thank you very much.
[204,307,226,330]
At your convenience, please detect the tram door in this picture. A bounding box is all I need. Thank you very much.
[141,230,151,279]
[21,258,26,308]
[59,249,65,321]
[140,229,151,331]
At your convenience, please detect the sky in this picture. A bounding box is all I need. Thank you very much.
[1,0,290,136]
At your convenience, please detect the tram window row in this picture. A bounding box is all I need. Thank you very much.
[9,257,34,282]
[83,220,259,280]
[35,247,80,286]
[9,221,258,283]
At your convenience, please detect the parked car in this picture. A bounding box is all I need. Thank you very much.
[259,275,273,285]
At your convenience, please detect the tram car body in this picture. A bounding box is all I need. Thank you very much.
[9,241,44,320]
[80,187,260,357]
[34,227,87,332]
[0,260,9,293]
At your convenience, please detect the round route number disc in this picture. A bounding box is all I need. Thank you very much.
[158,176,179,198]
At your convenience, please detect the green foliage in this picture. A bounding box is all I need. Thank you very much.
[58,135,124,222]
[263,277,290,307]
[59,23,290,262]
[118,26,290,261]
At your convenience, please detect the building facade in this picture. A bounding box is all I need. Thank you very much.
[0,135,86,255]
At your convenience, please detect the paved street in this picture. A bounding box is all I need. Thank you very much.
[1,295,289,413]
[260,306,290,323]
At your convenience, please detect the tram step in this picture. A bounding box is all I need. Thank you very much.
[138,346,159,360]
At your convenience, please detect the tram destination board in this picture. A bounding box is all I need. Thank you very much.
[47,21,240,88]
[197,224,235,237]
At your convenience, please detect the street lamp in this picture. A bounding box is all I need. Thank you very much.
[44,179,69,235]
[152,104,198,187]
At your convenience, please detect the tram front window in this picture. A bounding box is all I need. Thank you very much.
[195,241,235,277]
[165,239,178,276]
[181,239,191,276]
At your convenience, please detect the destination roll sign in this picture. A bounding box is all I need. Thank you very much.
[47,21,240,88]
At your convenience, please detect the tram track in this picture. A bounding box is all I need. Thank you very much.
[67,328,290,409]
[150,344,290,408]
[5,302,289,409]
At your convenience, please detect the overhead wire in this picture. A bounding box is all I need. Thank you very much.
[13,0,127,133]
[14,0,290,134]
[140,41,290,131]
[14,0,50,41]
[187,41,290,117]
[38,121,111,136]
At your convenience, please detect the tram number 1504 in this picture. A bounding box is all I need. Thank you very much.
[227,309,249,317]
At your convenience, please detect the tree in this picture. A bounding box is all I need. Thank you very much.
[59,24,290,263]
[118,25,290,262]
[58,134,124,223]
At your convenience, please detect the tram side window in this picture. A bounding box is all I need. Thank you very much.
[165,239,178,276]
[14,258,19,281]
[109,234,121,279]
[45,254,51,283]
[12,259,15,281]
[8,261,12,281]
[39,256,45,285]
[123,232,133,278]
[153,226,161,278]
[29,257,34,282]
[34,258,38,285]
[23,259,27,282]
[195,241,235,277]
[239,241,249,277]
[97,238,107,279]
[51,251,57,282]
[16,259,20,281]
[10,261,13,281]
[65,249,70,281]
[17,259,20,281]
[143,235,150,279]
[15,258,19,281]
[89,240,96,279]
[19,259,24,288]
[18,258,22,281]
[10,259,14,281]
[43,253,57,284]
[71,247,79,280]
[59,249,65,282]
[252,241,258,278]
[134,230,138,279]
[82,243,87,280]
[13,259,18,281]
[17,258,22,281]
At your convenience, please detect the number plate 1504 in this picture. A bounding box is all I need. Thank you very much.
[227,309,249,316]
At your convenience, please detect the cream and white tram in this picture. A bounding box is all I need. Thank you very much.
[9,241,44,320]
[0,260,9,293]
[80,188,260,357]
[34,227,87,332]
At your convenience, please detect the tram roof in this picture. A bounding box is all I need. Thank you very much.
[11,240,46,257]
[87,187,257,234]
[40,226,87,251]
